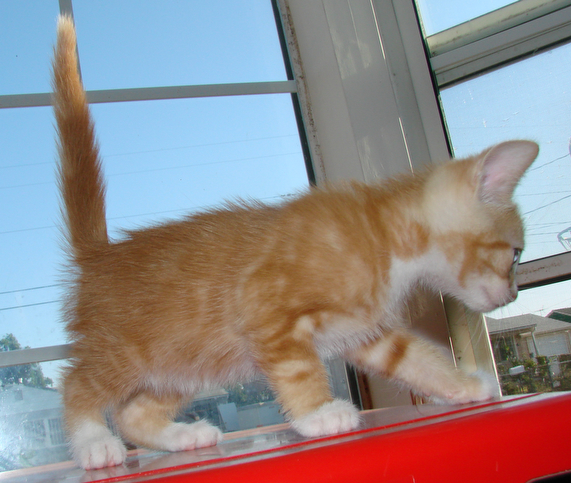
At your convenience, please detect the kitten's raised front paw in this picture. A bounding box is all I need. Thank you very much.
[158,421,223,452]
[291,399,361,438]
[432,371,500,405]
[72,429,126,470]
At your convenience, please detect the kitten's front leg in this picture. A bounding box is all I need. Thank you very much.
[258,336,360,437]
[347,329,498,404]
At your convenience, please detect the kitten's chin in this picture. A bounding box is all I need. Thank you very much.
[454,278,517,314]
[467,300,503,314]
[463,291,515,314]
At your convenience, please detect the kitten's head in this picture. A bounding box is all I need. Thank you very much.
[423,140,539,313]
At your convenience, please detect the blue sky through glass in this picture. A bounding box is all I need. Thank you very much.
[414,0,517,35]
[0,2,309,367]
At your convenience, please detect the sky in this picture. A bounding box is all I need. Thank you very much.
[1,0,570,378]
[0,1,309,367]
[415,0,517,35]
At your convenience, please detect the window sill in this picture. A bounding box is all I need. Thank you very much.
[1,393,569,483]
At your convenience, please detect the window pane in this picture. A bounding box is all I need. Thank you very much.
[73,0,288,90]
[0,95,308,351]
[0,107,65,349]
[92,95,308,235]
[0,1,59,95]
[414,0,516,36]
[0,361,64,470]
[439,42,571,263]
[485,279,571,396]
[0,359,350,470]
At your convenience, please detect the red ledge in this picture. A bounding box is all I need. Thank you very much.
[1,392,569,483]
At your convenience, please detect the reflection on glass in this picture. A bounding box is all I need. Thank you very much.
[0,361,64,471]
[0,359,352,471]
[440,42,571,262]
[414,0,516,36]
[486,279,571,396]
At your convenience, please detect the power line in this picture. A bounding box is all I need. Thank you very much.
[523,194,571,216]
[108,151,301,179]
[519,190,571,197]
[0,189,299,237]
[528,153,570,172]
[0,300,59,312]
[0,134,299,171]
[0,284,62,296]
[0,151,301,191]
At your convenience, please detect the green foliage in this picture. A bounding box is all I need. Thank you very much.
[0,333,53,388]
[227,381,274,407]
[499,355,571,396]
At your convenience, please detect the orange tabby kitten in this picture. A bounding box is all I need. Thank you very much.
[52,16,538,470]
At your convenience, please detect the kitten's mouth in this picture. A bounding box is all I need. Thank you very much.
[469,286,502,313]
[479,285,515,313]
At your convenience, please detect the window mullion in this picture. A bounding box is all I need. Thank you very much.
[426,0,571,56]
[430,4,571,87]
[0,81,298,109]
[517,252,571,290]
[0,344,72,368]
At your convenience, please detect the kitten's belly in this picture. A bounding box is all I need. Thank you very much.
[142,339,258,396]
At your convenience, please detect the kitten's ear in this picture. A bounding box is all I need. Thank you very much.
[477,140,539,205]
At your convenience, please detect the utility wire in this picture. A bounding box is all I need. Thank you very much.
[0,284,61,296]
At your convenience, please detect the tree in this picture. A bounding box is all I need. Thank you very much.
[0,333,53,388]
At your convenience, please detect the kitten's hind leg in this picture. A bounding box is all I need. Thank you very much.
[347,329,498,404]
[63,369,126,470]
[115,391,222,453]
[70,419,127,470]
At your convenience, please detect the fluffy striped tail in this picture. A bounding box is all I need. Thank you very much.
[52,15,108,258]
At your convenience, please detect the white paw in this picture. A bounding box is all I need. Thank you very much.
[291,399,360,438]
[431,371,500,405]
[72,421,126,470]
[158,421,223,452]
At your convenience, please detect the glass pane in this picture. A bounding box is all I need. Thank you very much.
[0,95,308,351]
[485,279,571,396]
[92,95,308,235]
[414,0,516,36]
[0,361,64,470]
[0,107,65,349]
[0,359,351,470]
[0,1,59,95]
[440,42,571,263]
[73,0,288,90]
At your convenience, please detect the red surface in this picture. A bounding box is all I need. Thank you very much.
[1,392,570,482]
[137,394,571,483]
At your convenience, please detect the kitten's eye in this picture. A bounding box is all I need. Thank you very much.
[513,248,522,264]
[510,248,522,276]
